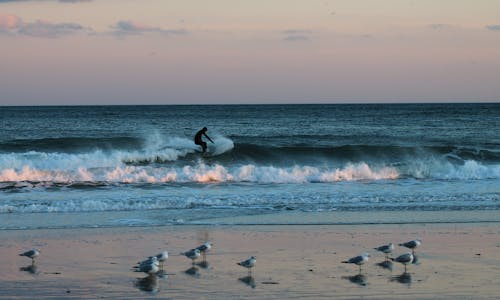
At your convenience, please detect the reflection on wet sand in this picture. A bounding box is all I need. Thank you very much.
[196,260,210,269]
[185,266,200,278]
[19,263,40,275]
[156,269,169,279]
[342,273,368,287]
[239,275,256,288]
[376,260,393,271]
[135,274,160,293]
[390,272,412,287]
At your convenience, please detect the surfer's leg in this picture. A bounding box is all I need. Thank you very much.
[202,142,207,153]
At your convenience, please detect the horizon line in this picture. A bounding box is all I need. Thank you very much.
[1,100,499,107]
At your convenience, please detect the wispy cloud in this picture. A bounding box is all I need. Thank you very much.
[282,29,312,42]
[0,13,22,29]
[486,24,500,31]
[19,20,89,37]
[0,13,91,37]
[110,20,188,37]
[427,24,453,30]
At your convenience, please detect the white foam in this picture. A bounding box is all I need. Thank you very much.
[210,135,234,155]
[405,159,500,180]
[0,161,400,184]
[1,135,500,185]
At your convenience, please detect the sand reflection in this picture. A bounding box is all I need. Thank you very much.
[184,266,200,278]
[376,260,393,271]
[342,273,368,287]
[19,263,40,275]
[135,274,161,293]
[391,272,412,287]
[239,275,256,288]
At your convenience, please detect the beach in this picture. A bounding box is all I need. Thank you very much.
[1,218,499,299]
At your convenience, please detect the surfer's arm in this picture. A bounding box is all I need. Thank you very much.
[204,133,214,143]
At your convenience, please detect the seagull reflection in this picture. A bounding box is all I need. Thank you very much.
[238,275,256,288]
[376,260,393,271]
[135,275,160,293]
[196,260,211,269]
[391,272,412,287]
[185,266,200,278]
[156,269,169,279]
[19,263,40,275]
[342,273,368,287]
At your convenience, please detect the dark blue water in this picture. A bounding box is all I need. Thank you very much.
[1,104,499,228]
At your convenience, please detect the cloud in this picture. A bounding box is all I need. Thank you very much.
[427,24,452,30]
[0,14,185,39]
[110,20,188,37]
[282,29,312,42]
[486,24,500,31]
[0,13,91,37]
[0,13,22,29]
[19,20,89,37]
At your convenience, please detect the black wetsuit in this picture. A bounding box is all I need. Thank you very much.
[194,129,212,153]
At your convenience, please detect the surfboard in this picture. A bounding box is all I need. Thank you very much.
[194,144,217,156]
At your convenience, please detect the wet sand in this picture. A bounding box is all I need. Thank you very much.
[1,222,499,299]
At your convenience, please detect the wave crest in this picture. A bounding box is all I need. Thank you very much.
[0,162,399,185]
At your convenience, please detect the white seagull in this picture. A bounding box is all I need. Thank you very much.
[134,256,158,269]
[19,249,40,263]
[342,253,370,272]
[196,242,212,261]
[155,251,169,268]
[181,249,201,264]
[136,261,160,275]
[374,243,394,259]
[399,239,421,254]
[390,252,414,273]
[237,256,256,275]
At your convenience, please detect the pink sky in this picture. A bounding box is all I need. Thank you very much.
[1,0,499,105]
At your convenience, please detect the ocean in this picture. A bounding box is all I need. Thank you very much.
[1,104,499,229]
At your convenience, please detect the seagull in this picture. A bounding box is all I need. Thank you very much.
[374,243,394,259]
[155,251,169,268]
[237,256,256,276]
[390,252,414,273]
[134,256,158,270]
[181,249,201,264]
[136,261,160,275]
[195,242,212,261]
[19,249,40,263]
[399,239,421,254]
[342,253,370,272]
[196,242,212,253]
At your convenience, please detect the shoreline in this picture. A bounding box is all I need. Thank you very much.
[1,222,499,299]
[1,209,500,231]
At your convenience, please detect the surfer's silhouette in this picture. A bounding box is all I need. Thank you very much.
[194,127,214,153]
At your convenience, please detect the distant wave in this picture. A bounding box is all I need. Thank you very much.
[0,137,143,153]
[223,144,500,165]
[2,134,499,163]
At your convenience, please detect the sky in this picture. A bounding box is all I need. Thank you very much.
[0,0,499,105]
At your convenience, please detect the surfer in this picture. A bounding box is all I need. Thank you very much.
[194,127,214,153]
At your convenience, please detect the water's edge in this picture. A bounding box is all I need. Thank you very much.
[1,209,499,231]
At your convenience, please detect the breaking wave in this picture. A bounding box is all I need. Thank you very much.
[1,135,500,189]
